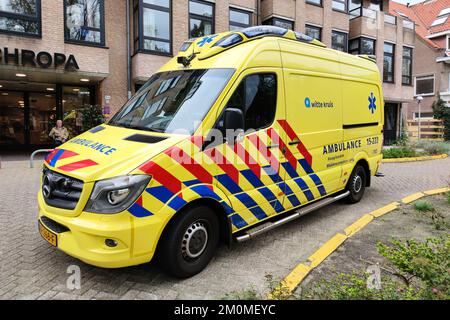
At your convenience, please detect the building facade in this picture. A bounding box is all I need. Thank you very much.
[389,0,450,139]
[0,0,416,149]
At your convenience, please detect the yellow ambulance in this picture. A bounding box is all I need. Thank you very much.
[38,26,384,278]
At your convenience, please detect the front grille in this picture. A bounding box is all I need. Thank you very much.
[41,216,70,234]
[42,168,84,210]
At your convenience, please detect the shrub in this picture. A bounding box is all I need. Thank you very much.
[446,192,450,205]
[382,147,416,159]
[432,96,450,141]
[413,200,435,212]
[377,235,450,299]
[413,140,450,156]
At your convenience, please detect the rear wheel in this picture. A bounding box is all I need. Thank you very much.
[346,164,367,204]
[158,205,220,278]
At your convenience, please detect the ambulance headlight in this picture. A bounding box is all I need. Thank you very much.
[85,175,151,214]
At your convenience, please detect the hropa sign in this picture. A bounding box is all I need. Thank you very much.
[0,47,80,71]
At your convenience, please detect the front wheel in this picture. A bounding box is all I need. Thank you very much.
[158,205,220,278]
[346,164,367,204]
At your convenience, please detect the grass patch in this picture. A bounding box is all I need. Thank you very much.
[413,200,435,212]
[382,147,417,159]
[383,141,450,159]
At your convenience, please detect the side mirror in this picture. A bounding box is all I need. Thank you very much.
[224,108,244,132]
[223,108,245,144]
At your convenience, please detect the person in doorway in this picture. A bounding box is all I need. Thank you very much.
[49,120,69,146]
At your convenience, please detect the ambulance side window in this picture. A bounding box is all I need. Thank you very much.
[223,73,277,131]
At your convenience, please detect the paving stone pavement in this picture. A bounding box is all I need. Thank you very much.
[0,158,449,300]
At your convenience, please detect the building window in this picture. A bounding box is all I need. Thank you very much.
[331,30,348,52]
[0,0,41,37]
[64,0,105,46]
[262,17,294,30]
[229,8,251,31]
[305,24,321,41]
[402,47,413,86]
[349,37,375,55]
[368,0,383,11]
[383,42,395,83]
[189,0,214,38]
[134,0,172,55]
[332,0,347,12]
[306,0,322,6]
[414,75,435,96]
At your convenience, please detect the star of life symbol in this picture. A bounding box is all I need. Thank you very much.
[368,92,377,114]
[197,35,218,47]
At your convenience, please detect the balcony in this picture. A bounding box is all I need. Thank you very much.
[349,7,377,20]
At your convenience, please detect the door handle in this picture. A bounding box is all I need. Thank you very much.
[289,140,301,146]
[267,144,279,149]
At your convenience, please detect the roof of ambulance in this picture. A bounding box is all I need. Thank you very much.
[158,26,379,75]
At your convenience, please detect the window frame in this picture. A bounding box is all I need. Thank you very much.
[383,42,395,83]
[0,0,42,38]
[332,0,348,13]
[189,0,215,39]
[349,36,376,55]
[134,0,173,56]
[414,75,435,97]
[402,46,413,86]
[305,24,322,41]
[229,7,252,31]
[331,30,348,52]
[219,72,278,134]
[63,0,106,47]
[306,0,322,7]
[262,17,294,30]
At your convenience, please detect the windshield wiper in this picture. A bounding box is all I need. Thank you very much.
[118,123,164,133]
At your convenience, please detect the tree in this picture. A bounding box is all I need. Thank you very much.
[432,95,450,141]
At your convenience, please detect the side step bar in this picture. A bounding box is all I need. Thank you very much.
[235,191,350,243]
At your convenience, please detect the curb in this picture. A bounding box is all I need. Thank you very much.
[274,186,450,297]
[382,154,448,163]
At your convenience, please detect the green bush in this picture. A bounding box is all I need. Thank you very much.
[413,200,435,212]
[377,235,450,299]
[413,140,450,155]
[382,147,416,159]
[301,272,423,300]
[446,192,450,205]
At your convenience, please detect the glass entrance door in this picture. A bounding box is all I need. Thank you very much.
[29,93,57,145]
[0,91,26,146]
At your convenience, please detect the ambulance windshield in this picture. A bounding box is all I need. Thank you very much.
[109,68,235,134]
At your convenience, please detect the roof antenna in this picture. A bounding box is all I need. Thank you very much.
[177,40,197,67]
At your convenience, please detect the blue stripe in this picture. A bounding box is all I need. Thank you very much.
[299,159,314,174]
[215,174,243,194]
[249,206,268,220]
[184,179,202,186]
[282,162,299,178]
[293,178,315,202]
[310,174,327,197]
[220,201,235,216]
[128,203,153,218]
[262,165,282,183]
[146,186,174,203]
[240,169,264,188]
[271,200,285,213]
[191,185,222,201]
[168,196,187,211]
[235,193,258,208]
[258,186,277,202]
[230,214,248,229]
[288,194,301,207]
[49,149,65,167]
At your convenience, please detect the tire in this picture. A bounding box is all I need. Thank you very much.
[158,205,220,278]
[346,164,367,204]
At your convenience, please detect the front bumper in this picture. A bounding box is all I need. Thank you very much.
[37,193,164,269]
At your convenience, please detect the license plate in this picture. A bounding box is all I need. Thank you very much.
[39,220,57,247]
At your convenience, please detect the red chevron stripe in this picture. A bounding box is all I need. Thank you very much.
[204,148,240,184]
[139,161,182,194]
[45,149,58,163]
[267,128,298,171]
[278,120,313,166]
[233,142,261,179]
[58,159,98,172]
[58,150,79,160]
[166,147,213,185]
[248,133,280,172]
